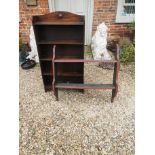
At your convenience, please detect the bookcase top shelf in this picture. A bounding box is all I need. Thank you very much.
[33,11,84,25]
[33,22,84,25]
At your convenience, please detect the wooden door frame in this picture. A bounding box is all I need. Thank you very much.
[48,0,94,45]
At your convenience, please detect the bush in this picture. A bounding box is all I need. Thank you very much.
[119,38,135,64]
[127,21,135,31]
[127,21,135,45]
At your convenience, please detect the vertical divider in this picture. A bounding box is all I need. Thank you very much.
[111,44,120,102]
[52,45,58,100]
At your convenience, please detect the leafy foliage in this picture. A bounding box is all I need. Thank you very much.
[127,21,135,44]
[119,37,135,64]
[127,21,135,31]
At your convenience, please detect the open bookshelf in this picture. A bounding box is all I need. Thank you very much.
[33,11,119,102]
[33,11,84,92]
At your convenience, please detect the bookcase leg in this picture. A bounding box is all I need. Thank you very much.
[111,85,118,102]
[54,88,58,101]
[79,89,85,93]
[111,60,119,102]
[111,89,116,102]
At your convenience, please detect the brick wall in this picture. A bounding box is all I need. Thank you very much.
[19,0,49,43]
[19,0,130,43]
[93,0,130,41]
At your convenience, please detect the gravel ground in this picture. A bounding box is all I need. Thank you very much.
[19,61,135,155]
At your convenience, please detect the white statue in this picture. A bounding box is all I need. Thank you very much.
[26,26,39,62]
[91,22,111,60]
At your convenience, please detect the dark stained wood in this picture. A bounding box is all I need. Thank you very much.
[111,44,120,102]
[42,71,82,77]
[33,11,119,102]
[33,11,84,92]
[52,45,56,95]
[54,59,117,63]
[32,11,84,25]
[55,83,115,89]
[37,40,83,45]
[40,57,117,63]
[33,22,84,25]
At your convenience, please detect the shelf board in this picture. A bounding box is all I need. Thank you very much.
[55,83,115,89]
[43,72,52,76]
[40,58,52,61]
[40,56,81,61]
[40,56,117,63]
[37,40,83,45]
[34,22,84,25]
[43,71,82,77]
[57,72,82,77]
[56,55,81,60]
[54,59,117,63]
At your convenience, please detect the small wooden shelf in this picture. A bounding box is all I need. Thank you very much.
[37,40,83,45]
[55,83,115,89]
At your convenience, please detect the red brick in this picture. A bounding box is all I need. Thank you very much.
[19,0,49,42]
[93,0,130,38]
[20,0,130,42]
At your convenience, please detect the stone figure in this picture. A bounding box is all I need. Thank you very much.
[91,22,112,60]
[26,26,39,62]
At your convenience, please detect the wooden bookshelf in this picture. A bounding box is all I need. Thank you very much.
[33,11,84,92]
[33,11,119,102]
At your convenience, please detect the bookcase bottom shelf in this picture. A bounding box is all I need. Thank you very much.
[55,83,115,89]
[43,72,82,76]
[44,83,115,92]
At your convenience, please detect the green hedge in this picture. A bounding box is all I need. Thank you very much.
[119,38,135,64]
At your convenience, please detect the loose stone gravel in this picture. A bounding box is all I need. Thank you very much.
[19,61,135,155]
